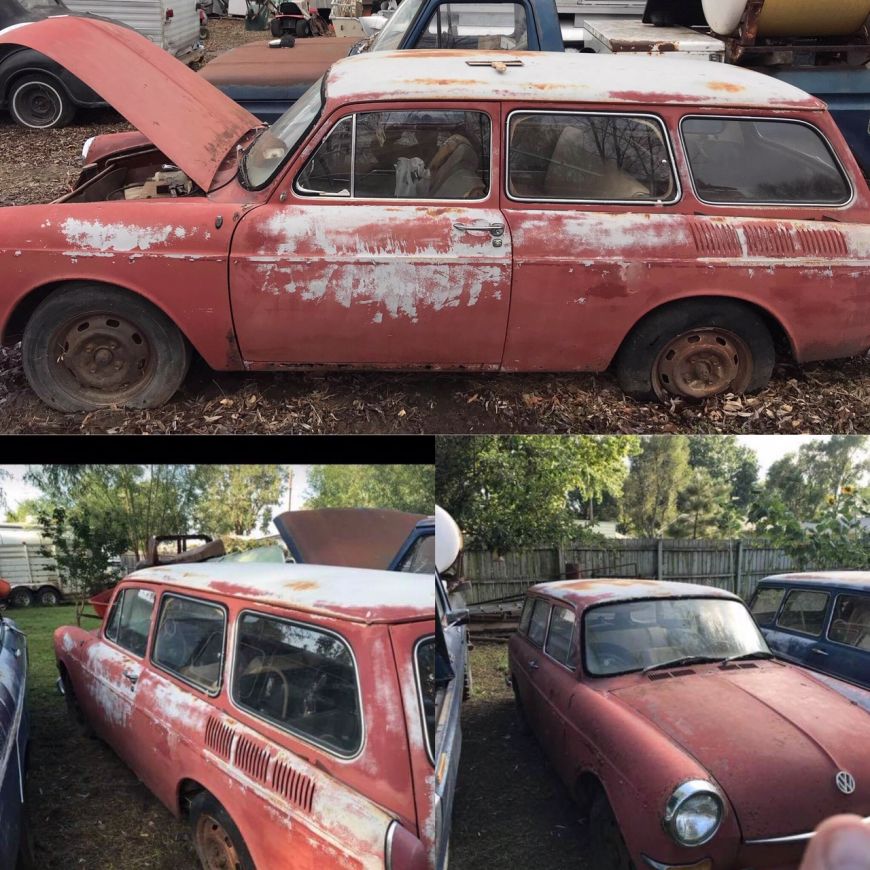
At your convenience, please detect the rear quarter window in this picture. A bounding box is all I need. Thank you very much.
[527,599,551,648]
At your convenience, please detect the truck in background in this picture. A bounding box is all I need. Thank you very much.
[0,524,67,608]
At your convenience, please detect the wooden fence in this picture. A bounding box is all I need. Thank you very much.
[462,539,831,605]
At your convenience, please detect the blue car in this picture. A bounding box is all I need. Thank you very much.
[749,572,870,691]
[0,613,30,868]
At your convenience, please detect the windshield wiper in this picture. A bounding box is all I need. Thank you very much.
[642,655,725,674]
[721,651,774,665]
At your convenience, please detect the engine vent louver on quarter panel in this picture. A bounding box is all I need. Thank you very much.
[234,734,271,784]
[795,227,848,258]
[205,716,234,761]
[743,224,798,257]
[272,758,316,813]
[690,222,742,257]
[647,672,673,681]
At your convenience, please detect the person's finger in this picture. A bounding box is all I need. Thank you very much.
[801,815,870,870]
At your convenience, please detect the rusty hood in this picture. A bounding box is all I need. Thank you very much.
[611,663,870,838]
[274,508,425,570]
[0,17,260,191]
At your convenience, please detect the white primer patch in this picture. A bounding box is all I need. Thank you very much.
[60,218,182,252]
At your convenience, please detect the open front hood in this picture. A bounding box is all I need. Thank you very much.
[0,17,260,191]
[612,663,870,839]
[274,508,426,570]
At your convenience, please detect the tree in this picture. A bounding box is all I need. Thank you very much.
[305,465,434,515]
[667,469,740,539]
[687,436,759,510]
[621,436,690,537]
[196,465,289,536]
[4,497,43,524]
[435,436,638,551]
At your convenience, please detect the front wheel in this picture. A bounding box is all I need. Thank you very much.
[615,300,775,401]
[22,283,192,412]
[190,793,255,870]
[589,790,635,870]
[9,74,76,129]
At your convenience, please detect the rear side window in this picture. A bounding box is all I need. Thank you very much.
[776,590,830,636]
[508,112,677,202]
[104,587,155,658]
[527,599,551,647]
[416,637,436,763]
[396,534,435,574]
[751,587,786,625]
[233,612,362,757]
[296,110,491,200]
[681,117,850,205]
[545,605,577,668]
[829,593,870,650]
[415,3,529,50]
[152,595,226,693]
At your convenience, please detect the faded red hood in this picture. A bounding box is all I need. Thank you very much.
[611,663,870,839]
[0,17,260,191]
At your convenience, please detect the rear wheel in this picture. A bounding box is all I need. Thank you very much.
[38,588,60,607]
[9,588,33,609]
[589,789,635,870]
[616,300,775,401]
[9,74,76,129]
[190,792,254,870]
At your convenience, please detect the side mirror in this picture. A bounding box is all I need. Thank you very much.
[446,608,470,627]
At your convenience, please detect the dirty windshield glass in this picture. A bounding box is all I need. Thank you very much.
[585,598,768,676]
[370,0,424,50]
[242,78,324,188]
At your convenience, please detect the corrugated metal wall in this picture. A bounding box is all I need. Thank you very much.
[462,539,834,605]
[0,542,64,589]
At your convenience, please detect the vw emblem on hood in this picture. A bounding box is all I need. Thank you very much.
[836,771,856,795]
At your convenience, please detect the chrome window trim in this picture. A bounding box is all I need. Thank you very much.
[102,586,156,661]
[746,815,870,845]
[294,107,494,204]
[543,603,578,672]
[774,588,831,639]
[385,819,398,870]
[414,633,437,765]
[505,108,682,206]
[149,591,229,699]
[825,590,870,651]
[678,114,855,209]
[228,608,366,762]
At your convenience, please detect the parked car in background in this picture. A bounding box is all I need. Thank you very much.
[0,593,32,869]
[5,20,870,410]
[509,579,870,869]
[750,572,870,691]
[55,563,435,869]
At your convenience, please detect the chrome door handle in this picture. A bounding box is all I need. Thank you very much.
[528,660,540,670]
[453,222,505,238]
[811,649,829,656]
[123,669,139,684]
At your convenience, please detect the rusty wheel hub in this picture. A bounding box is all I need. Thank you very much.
[52,313,152,401]
[654,329,752,400]
[196,814,240,870]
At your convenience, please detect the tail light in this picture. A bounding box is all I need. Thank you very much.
[165,8,174,18]
[384,822,427,870]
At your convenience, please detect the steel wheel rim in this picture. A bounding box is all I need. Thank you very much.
[13,82,62,128]
[653,328,752,400]
[49,310,155,405]
[195,814,241,870]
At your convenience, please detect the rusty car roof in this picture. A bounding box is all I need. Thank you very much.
[760,571,870,592]
[324,50,824,111]
[126,563,434,625]
[530,578,740,609]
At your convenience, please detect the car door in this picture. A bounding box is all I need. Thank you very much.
[825,591,870,688]
[81,586,156,765]
[769,587,833,671]
[229,103,512,368]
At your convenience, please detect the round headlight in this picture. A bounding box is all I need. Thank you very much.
[665,781,724,847]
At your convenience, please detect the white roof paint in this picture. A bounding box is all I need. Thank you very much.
[533,578,740,607]
[325,50,823,111]
[127,562,434,624]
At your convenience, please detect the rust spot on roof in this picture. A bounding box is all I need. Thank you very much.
[284,581,319,591]
[401,77,477,88]
[708,81,744,93]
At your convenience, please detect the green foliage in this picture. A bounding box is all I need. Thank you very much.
[435,435,639,551]
[667,468,741,539]
[305,465,434,514]
[621,436,690,537]
[195,465,288,536]
[4,497,43,524]
[687,436,759,510]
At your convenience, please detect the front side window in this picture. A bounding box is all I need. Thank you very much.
[296,110,491,200]
[527,599,551,648]
[750,587,786,625]
[828,593,870,650]
[776,590,830,637]
[681,117,850,205]
[152,595,226,693]
[415,3,528,50]
[416,637,436,762]
[104,587,155,658]
[233,612,362,756]
[545,605,577,668]
[508,112,677,202]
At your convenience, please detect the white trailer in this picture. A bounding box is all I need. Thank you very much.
[0,524,67,608]
[555,0,645,45]
[61,0,205,65]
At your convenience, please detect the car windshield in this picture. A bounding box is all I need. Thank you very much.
[584,597,769,677]
[370,0,424,50]
[241,78,324,188]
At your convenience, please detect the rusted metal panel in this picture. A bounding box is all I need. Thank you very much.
[0,18,259,190]
[274,508,425,570]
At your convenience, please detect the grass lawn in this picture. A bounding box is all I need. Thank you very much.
[10,605,198,870]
